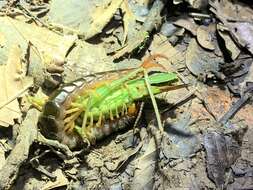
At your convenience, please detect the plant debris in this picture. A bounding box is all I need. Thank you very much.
[0,0,252,189]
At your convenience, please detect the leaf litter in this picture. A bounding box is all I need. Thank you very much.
[0,0,252,190]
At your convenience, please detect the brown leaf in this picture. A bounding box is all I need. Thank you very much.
[146,34,185,70]
[41,169,69,190]
[0,45,33,127]
[217,24,240,60]
[0,17,76,67]
[210,0,253,54]
[173,17,198,36]
[204,132,241,188]
[196,25,215,50]
[186,38,221,78]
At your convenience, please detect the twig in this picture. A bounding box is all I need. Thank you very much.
[0,109,39,190]
[37,133,74,159]
[219,92,252,124]
[144,70,163,133]
[0,84,31,110]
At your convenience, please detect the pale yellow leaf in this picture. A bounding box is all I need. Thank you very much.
[0,45,33,127]
[0,32,5,47]
[0,17,76,67]
[41,169,68,190]
[85,0,124,39]
[121,0,136,45]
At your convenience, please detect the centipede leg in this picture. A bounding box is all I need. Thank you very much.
[74,125,91,149]
[81,94,92,134]
[96,112,103,128]
[64,110,82,132]
[65,121,75,134]
[64,110,82,124]
[122,103,128,116]
[115,107,119,118]
[82,111,88,131]
[109,108,114,120]
[65,107,81,115]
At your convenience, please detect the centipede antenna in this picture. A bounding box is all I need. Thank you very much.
[143,69,164,133]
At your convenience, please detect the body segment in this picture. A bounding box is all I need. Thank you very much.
[38,56,181,149]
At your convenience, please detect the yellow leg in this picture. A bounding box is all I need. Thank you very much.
[82,94,92,134]
[65,121,75,133]
[89,113,93,127]
[96,112,103,128]
[65,107,81,115]
[109,108,114,120]
[27,95,48,112]
[115,107,119,118]
[82,111,88,131]
[64,110,82,124]
[122,103,127,115]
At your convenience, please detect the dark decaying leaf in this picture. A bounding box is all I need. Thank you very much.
[204,132,241,188]
[131,139,156,189]
[186,38,222,79]
[210,0,253,55]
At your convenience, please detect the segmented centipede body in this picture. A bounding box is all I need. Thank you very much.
[39,78,87,149]
[38,55,181,149]
[39,71,142,149]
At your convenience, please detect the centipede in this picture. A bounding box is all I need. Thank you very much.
[36,55,183,149]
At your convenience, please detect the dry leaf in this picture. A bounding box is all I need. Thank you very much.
[186,38,221,78]
[121,0,136,45]
[173,17,198,36]
[0,32,5,47]
[131,136,157,189]
[210,0,253,54]
[0,17,76,67]
[204,132,241,188]
[217,25,240,60]
[0,45,33,127]
[85,0,124,40]
[41,169,68,190]
[196,25,215,50]
[147,34,185,69]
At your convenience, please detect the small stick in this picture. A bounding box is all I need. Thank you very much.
[219,92,252,125]
[143,69,164,133]
[0,109,39,190]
